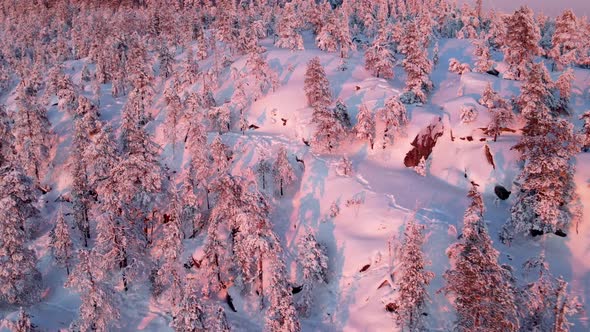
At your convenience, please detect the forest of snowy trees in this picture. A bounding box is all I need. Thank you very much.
[0,0,589,331]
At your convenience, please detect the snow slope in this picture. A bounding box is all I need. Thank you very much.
[2,35,590,331]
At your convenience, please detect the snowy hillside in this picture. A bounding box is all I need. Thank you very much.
[1,1,590,332]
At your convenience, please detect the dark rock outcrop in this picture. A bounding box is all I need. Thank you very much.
[404,117,444,168]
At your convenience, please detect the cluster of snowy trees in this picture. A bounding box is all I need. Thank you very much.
[389,184,581,331]
[0,0,588,330]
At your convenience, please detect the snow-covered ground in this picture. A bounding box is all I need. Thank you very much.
[2,32,590,332]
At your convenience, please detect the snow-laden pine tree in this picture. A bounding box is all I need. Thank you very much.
[316,10,339,53]
[473,39,493,73]
[354,104,376,149]
[520,254,583,331]
[272,145,295,196]
[13,307,33,332]
[457,3,480,39]
[503,6,541,80]
[392,216,434,331]
[0,165,42,305]
[479,82,500,108]
[85,125,118,195]
[164,90,183,152]
[364,29,395,79]
[580,111,590,151]
[257,156,272,190]
[550,10,580,71]
[12,92,52,182]
[334,100,352,129]
[485,103,515,142]
[153,187,184,306]
[171,279,207,332]
[275,2,304,51]
[443,184,519,331]
[51,207,74,275]
[379,96,408,149]
[554,68,574,112]
[0,104,14,168]
[66,250,120,332]
[296,232,328,317]
[502,63,581,241]
[265,257,301,332]
[158,44,175,79]
[312,105,347,152]
[210,136,232,174]
[182,47,200,85]
[304,57,332,108]
[400,20,433,104]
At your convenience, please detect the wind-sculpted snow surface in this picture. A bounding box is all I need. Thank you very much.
[1,1,590,331]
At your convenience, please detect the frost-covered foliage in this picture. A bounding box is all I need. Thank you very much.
[392,216,434,331]
[51,207,74,275]
[503,6,541,80]
[273,145,296,196]
[502,63,581,241]
[66,250,120,332]
[336,156,353,176]
[297,232,329,316]
[519,254,583,331]
[364,29,395,79]
[0,165,42,305]
[473,39,493,72]
[444,185,519,332]
[549,10,580,70]
[354,104,376,149]
[312,105,347,152]
[265,258,301,332]
[379,96,408,149]
[459,105,478,123]
[581,111,590,151]
[448,58,471,75]
[275,3,304,51]
[400,20,433,103]
[304,57,332,108]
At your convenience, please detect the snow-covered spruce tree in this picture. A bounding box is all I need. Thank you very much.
[399,20,433,104]
[275,2,304,51]
[501,63,581,241]
[273,145,296,196]
[580,111,590,151]
[380,96,408,149]
[13,307,33,332]
[550,9,580,71]
[392,216,434,331]
[85,125,118,195]
[304,57,332,108]
[164,91,183,152]
[265,257,301,332]
[297,232,328,317]
[51,207,74,275]
[210,136,232,174]
[312,105,347,152]
[316,9,339,53]
[66,250,120,332]
[257,156,272,190]
[159,44,175,79]
[12,92,52,182]
[182,47,200,85]
[479,82,500,108]
[246,49,279,100]
[457,3,480,39]
[334,100,352,129]
[503,6,541,80]
[520,254,583,331]
[172,291,206,331]
[153,188,184,306]
[554,68,574,113]
[443,184,519,331]
[473,39,493,73]
[0,165,42,305]
[354,104,376,149]
[0,104,14,168]
[485,102,515,142]
[364,29,395,79]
